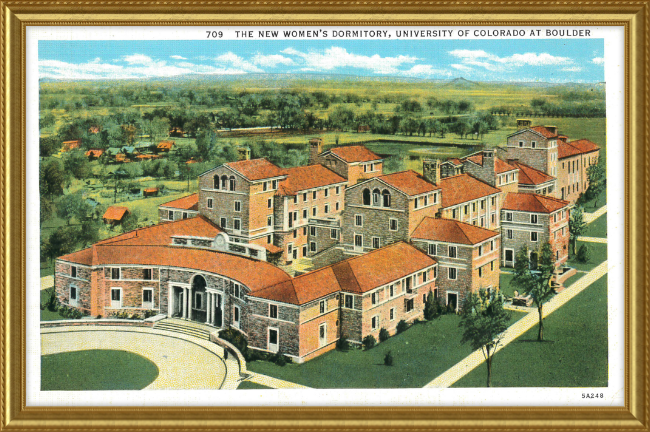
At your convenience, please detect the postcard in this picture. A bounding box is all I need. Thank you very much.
[25,24,625,407]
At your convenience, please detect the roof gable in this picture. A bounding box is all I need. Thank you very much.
[502,192,570,213]
[160,193,199,211]
[326,145,382,163]
[412,217,499,245]
[438,174,501,208]
[277,165,346,196]
[507,160,555,185]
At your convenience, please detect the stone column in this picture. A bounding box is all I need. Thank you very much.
[182,288,188,319]
[187,287,192,320]
[206,292,212,324]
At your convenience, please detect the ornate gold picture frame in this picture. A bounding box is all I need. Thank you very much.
[1,2,646,430]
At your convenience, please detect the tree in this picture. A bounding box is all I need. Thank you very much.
[511,243,556,341]
[423,290,440,320]
[459,288,511,387]
[328,105,355,131]
[569,206,587,255]
[40,159,66,197]
[62,150,91,179]
[121,210,140,232]
[45,225,80,263]
[40,136,60,157]
[58,191,91,225]
[586,160,606,208]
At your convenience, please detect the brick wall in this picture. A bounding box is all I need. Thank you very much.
[247,297,300,356]
[439,193,501,231]
[54,261,92,313]
[506,130,556,174]
[198,167,251,235]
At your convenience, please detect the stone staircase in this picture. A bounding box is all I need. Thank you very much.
[153,318,214,341]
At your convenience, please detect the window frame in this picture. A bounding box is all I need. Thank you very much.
[142,287,154,308]
[448,267,457,280]
[269,303,278,319]
[207,198,213,209]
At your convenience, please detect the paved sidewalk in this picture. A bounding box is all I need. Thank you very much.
[245,372,311,389]
[423,260,608,388]
[584,205,607,224]
[577,236,607,244]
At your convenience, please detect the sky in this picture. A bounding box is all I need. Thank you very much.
[38,39,605,83]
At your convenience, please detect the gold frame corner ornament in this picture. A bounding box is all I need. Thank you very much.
[1,1,647,430]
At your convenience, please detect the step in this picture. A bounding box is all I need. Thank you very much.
[153,320,214,340]
[154,326,211,341]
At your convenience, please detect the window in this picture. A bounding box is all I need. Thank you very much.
[267,198,273,209]
[324,188,329,197]
[382,190,391,207]
[507,229,513,239]
[233,306,240,328]
[434,266,437,278]
[372,237,380,249]
[234,284,240,298]
[355,215,363,227]
[491,197,496,206]
[303,209,308,219]
[272,180,278,189]
[405,299,414,312]
[294,196,298,204]
[234,201,241,212]
[389,285,394,297]
[143,269,152,280]
[422,270,428,283]
[221,175,228,190]
[234,219,241,231]
[310,226,316,236]
[531,141,536,148]
[69,286,78,307]
[372,189,381,206]
[531,214,538,224]
[324,204,330,214]
[371,316,379,330]
[449,267,457,280]
[452,209,457,219]
[213,175,219,189]
[207,198,213,209]
[303,192,308,202]
[372,292,377,305]
[492,214,496,224]
[229,176,236,191]
[449,246,457,258]
[313,191,317,200]
[428,243,436,255]
[269,304,278,319]
[519,141,524,147]
[312,207,317,217]
[168,210,174,221]
[71,266,77,278]
[478,266,483,277]
[433,193,438,204]
[414,197,419,209]
[220,217,227,228]
[320,301,326,314]
[111,288,121,308]
[336,202,340,211]
[531,231,538,242]
[481,200,485,210]
[424,196,428,206]
[142,288,153,308]
[336,186,340,195]
[505,212,513,222]
[464,205,469,215]
[345,294,353,309]
[364,164,368,173]
[183,212,188,219]
[389,219,398,231]
[330,229,337,240]
[491,261,495,271]
[263,182,268,191]
[111,268,120,280]
[472,203,476,212]
[267,235,272,244]
[362,189,371,206]
[390,308,395,321]
[310,241,317,252]
[478,245,483,256]
[267,216,272,227]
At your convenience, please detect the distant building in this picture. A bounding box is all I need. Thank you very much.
[309,139,383,185]
[61,140,81,152]
[157,140,175,152]
[103,206,130,225]
[159,193,199,222]
[85,149,104,161]
[507,159,557,197]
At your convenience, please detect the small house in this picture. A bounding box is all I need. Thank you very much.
[156,140,175,153]
[102,206,129,225]
[85,149,104,161]
[61,140,81,152]
[144,187,159,197]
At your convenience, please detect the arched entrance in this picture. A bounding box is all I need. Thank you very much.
[191,275,207,323]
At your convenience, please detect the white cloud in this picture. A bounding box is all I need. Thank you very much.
[122,54,158,66]
[170,55,187,60]
[451,64,473,73]
[400,64,451,78]
[562,66,582,72]
[252,53,295,68]
[215,52,263,73]
[592,57,605,65]
[281,46,418,75]
[449,49,574,72]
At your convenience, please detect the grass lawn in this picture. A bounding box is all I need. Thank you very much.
[583,213,607,238]
[567,240,608,272]
[246,312,525,389]
[237,381,273,390]
[40,288,68,321]
[42,349,159,390]
[499,273,517,297]
[579,190,608,211]
[452,275,608,388]
[563,272,584,288]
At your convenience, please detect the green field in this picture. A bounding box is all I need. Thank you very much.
[452,275,608,388]
[40,288,67,321]
[246,312,525,389]
[583,213,608,238]
[41,349,159,390]
[567,240,608,272]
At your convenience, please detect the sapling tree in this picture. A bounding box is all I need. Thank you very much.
[569,206,587,255]
[459,288,511,387]
[511,243,556,341]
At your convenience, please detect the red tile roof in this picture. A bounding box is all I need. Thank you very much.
[444,158,463,166]
[378,170,440,196]
[507,160,555,185]
[558,139,600,160]
[61,140,81,152]
[103,206,129,221]
[157,140,175,149]
[225,158,286,181]
[502,192,570,213]
[568,139,601,154]
[277,165,346,195]
[58,247,94,266]
[530,126,558,138]
[463,153,517,174]
[160,194,199,211]
[412,217,499,245]
[328,145,382,163]
[254,242,436,304]
[85,149,104,158]
[438,174,501,208]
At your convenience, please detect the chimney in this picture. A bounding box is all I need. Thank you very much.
[423,159,441,185]
[482,149,495,172]
[308,137,323,165]
[558,135,568,143]
[237,146,251,161]
[517,119,532,131]
[545,126,558,135]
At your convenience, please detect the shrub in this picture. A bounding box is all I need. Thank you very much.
[44,289,59,312]
[396,320,408,334]
[436,298,447,315]
[423,290,440,320]
[577,244,591,263]
[379,328,390,342]
[384,351,394,366]
[144,310,157,319]
[219,328,249,360]
[336,334,350,351]
[362,335,376,350]
[272,351,289,367]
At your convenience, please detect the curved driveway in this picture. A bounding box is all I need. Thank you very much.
[41,326,236,390]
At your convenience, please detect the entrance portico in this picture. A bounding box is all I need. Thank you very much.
[168,279,223,328]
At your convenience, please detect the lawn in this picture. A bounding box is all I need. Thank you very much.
[452,275,608,388]
[583,213,607,238]
[562,272,584,288]
[567,240,608,272]
[246,312,525,389]
[41,349,159,390]
[499,272,517,298]
[237,381,272,390]
[40,288,68,321]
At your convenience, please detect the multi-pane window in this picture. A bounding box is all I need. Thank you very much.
[330,229,337,239]
[507,229,513,239]
[272,180,278,189]
[168,210,174,220]
[143,269,152,280]
[320,300,326,314]
[142,289,153,308]
[389,219,398,231]
[372,237,380,249]
[345,294,353,309]
[449,246,457,258]
[310,226,316,236]
[207,198,213,209]
[234,201,241,212]
[310,242,317,252]
[269,304,278,319]
[111,268,120,280]
[505,212,513,221]
[531,214,538,224]
[531,232,538,242]
[71,266,77,278]
[355,215,363,226]
[428,243,436,255]
[449,267,457,280]
[234,219,241,231]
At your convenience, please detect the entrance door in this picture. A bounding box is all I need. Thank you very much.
[269,328,279,352]
[504,249,514,267]
[111,288,122,309]
[215,294,223,327]
[354,234,363,251]
[447,292,458,312]
[292,249,298,260]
